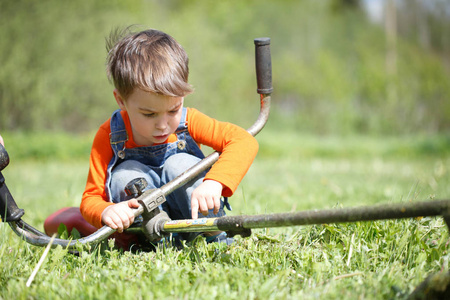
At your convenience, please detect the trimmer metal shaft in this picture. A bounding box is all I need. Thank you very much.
[157,199,450,237]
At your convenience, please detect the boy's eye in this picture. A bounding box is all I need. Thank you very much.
[169,106,182,114]
[143,113,156,118]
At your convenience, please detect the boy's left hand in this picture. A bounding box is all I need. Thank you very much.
[190,180,223,219]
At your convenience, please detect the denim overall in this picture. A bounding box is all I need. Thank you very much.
[105,108,229,222]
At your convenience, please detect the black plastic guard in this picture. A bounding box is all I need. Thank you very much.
[0,143,24,222]
[0,172,24,222]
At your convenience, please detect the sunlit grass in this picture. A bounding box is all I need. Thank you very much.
[0,131,449,299]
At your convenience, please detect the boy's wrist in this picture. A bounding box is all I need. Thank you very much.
[203,179,223,190]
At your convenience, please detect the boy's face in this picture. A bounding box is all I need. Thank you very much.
[114,88,184,146]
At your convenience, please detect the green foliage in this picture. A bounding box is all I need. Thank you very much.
[57,223,81,240]
[1,131,93,161]
[257,130,450,160]
[0,0,449,135]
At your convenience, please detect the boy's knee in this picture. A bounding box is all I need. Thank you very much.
[113,160,148,173]
[111,160,148,183]
[164,153,201,174]
[110,160,153,202]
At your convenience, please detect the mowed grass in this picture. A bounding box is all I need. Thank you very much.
[0,131,449,299]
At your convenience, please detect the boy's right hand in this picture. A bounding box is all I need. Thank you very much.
[101,199,140,233]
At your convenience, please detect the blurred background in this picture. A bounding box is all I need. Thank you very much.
[0,0,449,137]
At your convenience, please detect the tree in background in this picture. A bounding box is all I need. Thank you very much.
[0,0,448,135]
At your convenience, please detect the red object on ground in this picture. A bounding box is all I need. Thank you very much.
[44,207,143,251]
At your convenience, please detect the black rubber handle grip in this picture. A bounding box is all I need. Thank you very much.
[254,37,273,94]
[0,143,9,172]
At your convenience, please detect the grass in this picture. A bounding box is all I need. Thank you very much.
[0,130,449,299]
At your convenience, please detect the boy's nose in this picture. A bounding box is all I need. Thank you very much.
[155,115,168,130]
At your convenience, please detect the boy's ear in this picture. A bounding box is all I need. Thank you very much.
[113,89,126,110]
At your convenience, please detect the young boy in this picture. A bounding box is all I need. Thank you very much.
[80,28,258,243]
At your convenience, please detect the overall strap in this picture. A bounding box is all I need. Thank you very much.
[175,107,188,134]
[175,107,190,151]
[109,109,128,159]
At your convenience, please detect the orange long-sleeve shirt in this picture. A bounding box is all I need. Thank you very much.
[80,107,258,228]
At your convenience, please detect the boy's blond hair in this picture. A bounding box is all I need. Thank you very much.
[106,27,193,99]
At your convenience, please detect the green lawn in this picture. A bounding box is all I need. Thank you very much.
[0,131,449,299]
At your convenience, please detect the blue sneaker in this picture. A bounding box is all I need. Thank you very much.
[205,232,234,245]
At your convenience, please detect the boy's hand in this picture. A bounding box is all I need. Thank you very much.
[101,199,140,233]
[191,180,223,219]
